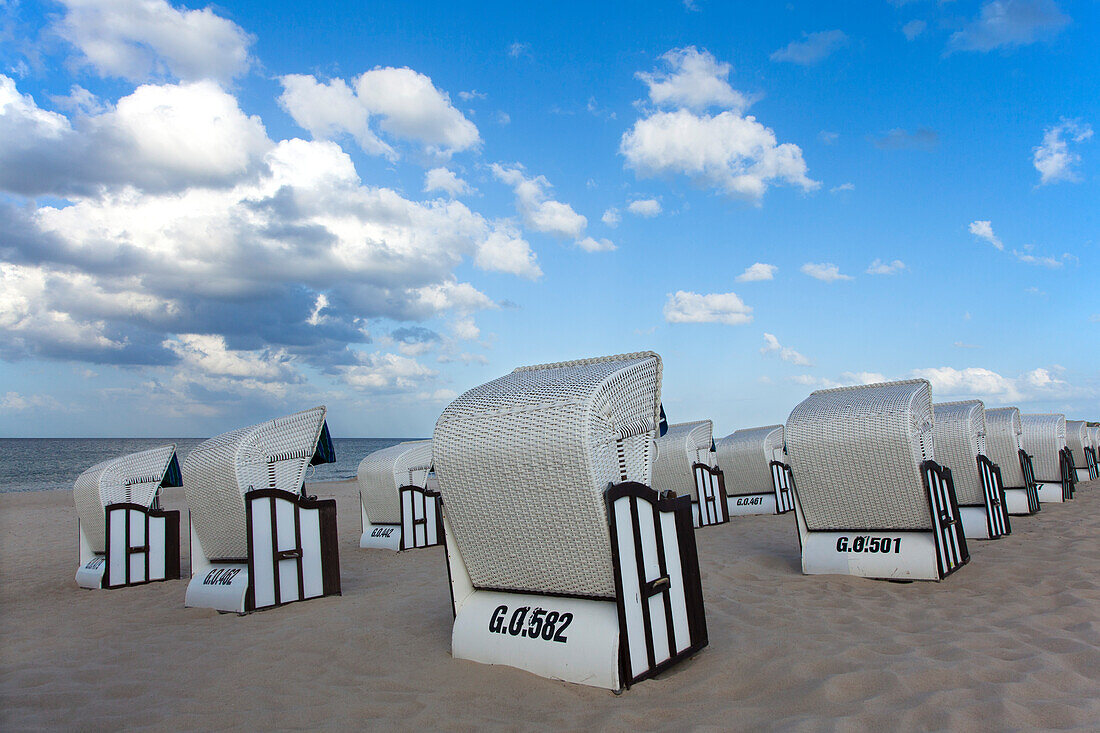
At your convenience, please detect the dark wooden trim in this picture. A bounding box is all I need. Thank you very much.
[102,503,181,589]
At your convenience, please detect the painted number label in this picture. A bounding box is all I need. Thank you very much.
[203,567,242,585]
[736,497,763,506]
[488,605,573,643]
[835,536,902,553]
[371,527,395,538]
[84,557,105,569]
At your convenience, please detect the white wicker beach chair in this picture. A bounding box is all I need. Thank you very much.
[357,440,441,550]
[433,352,707,690]
[1019,413,1075,503]
[715,425,794,516]
[653,420,729,527]
[74,445,182,589]
[779,379,968,581]
[931,401,1010,540]
[1066,420,1097,481]
[182,407,341,613]
[983,407,1040,515]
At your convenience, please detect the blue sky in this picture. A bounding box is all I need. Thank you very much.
[0,0,1096,438]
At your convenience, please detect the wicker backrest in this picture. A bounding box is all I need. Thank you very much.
[984,407,1025,486]
[358,440,433,524]
[931,400,987,506]
[785,379,934,531]
[1019,413,1066,482]
[433,352,662,599]
[1090,426,1099,452]
[715,425,783,494]
[183,406,332,561]
[1066,421,1088,469]
[652,420,715,499]
[73,445,180,554]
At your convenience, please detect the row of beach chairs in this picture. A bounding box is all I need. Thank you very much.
[73,352,1098,691]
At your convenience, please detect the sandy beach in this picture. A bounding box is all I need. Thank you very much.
[2,477,1098,731]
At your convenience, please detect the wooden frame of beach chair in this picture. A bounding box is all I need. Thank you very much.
[1066,421,1095,482]
[433,352,707,691]
[1020,413,1075,503]
[716,425,795,516]
[357,440,442,551]
[75,445,183,589]
[1088,426,1100,480]
[983,407,1040,515]
[653,420,729,527]
[931,400,1010,540]
[779,380,969,581]
[182,407,341,614]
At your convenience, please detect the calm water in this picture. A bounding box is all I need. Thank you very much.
[0,438,421,493]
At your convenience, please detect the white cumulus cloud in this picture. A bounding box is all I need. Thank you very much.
[736,263,777,282]
[664,290,753,325]
[278,68,480,159]
[621,48,817,205]
[636,47,749,111]
[770,30,849,65]
[968,220,1004,250]
[490,163,594,244]
[424,167,473,197]
[801,262,852,282]
[761,333,812,366]
[1033,119,1092,185]
[627,198,662,217]
[52,0,253,83]
[866,259,906,275]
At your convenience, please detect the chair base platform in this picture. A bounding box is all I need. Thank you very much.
[1036,482,1069,503]
[725,492,777,516]
[185,562,250,613]
[452,590,622,690]
[958,506,1006,540]
[1075,468,1091,482]
[1003,487,1040,515]
[359,522,402,551]
[800,530,951,580]
[75,556,107,589]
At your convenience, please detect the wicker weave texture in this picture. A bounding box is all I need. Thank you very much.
[358,440,433,524]
[1019,413,1066,482]
[433,352,662,599]
[931,400,987,506]
[715,425,783,495]
[183,406,328,561]
[785,379,934,531]
[984,407,1025,486]
[1066,421,1089,469]
[1090,426,1099,451]
[652,420,715,499]
[73,445,177,554]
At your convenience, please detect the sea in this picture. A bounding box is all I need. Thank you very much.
[0,438,421,494]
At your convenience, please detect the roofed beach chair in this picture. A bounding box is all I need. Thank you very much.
[931,400,1010,540]
[984,407,1040,515]
[357,440,441,550]
[433,352,707,690]
[653,420,729,527]
[183,407,341,613]
[1066,421,1097,482]
[715,425,794,516]
[779,379,969,581]
[74,445,182,589]
[1019,413,1075,503]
